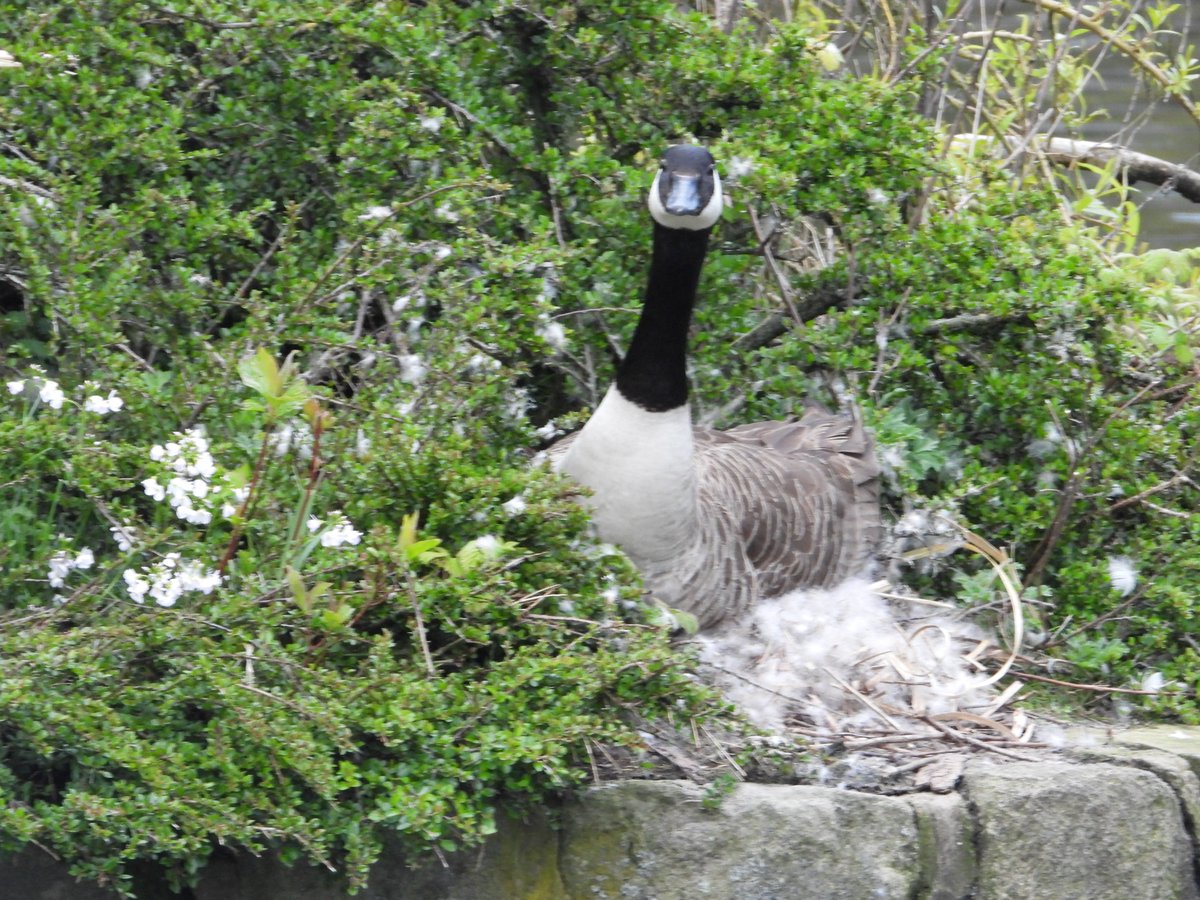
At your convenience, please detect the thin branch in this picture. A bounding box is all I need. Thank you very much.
[1012,669,1183,696]
[0,174,56,201]
[922,715,1041,761]
[1018,0,1200,127]
[972,134,1200,203]
[1108,473,1196,513]
[747,205,802,326]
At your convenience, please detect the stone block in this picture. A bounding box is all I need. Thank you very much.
[963,760,1197,900]
[560,779,920,899]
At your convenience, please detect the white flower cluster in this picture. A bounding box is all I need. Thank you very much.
[123,554,222,607]
[47,546,94,589]
[110,521,137,552]
[307,513,363,548]
[83,388,124,414]
[270,421,313,459]
[8,374,64,408]
[7,368,123,414]
[141,427,247,525]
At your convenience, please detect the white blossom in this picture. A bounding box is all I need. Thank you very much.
[123,569,150,602]
[124,554,222,607]
[504,388,530,420]
[501,495,528,517]
[142,477,167,502]
[6,379,24,395]
[38,379,65,409]
[189,451,216,479]
[83,389,124,414]
[47,551,73,589]
[319,514,363,548]
[110,522,136,552]
[270,422,312,458]
[177,504,212,526]
[307,515,323,533]
[46,545,96,590]
[418,114,443,133]
[177,560,222,594]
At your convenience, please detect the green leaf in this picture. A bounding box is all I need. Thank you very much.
[238,348,283,399]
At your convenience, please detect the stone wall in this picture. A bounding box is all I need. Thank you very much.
[4,726,1199,899]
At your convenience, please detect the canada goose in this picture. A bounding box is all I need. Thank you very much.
[551,145,882,629]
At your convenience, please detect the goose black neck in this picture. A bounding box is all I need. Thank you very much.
[615,224,711,412]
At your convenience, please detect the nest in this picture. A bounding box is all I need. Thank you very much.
[674,529,1059,791]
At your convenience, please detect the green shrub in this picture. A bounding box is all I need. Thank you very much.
[1,0,1196,894]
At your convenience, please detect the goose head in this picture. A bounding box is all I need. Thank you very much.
[647,144,723,231]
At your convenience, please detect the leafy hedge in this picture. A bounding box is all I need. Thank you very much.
[0,0,1196,894]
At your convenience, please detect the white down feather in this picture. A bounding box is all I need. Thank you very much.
[692,578,995,731]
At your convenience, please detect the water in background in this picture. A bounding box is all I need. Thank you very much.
[1029,5,1197,250]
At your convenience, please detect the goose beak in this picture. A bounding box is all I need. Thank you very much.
[648,145,723,231]
[664,174,703,217]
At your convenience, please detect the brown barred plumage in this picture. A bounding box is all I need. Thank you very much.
[549,406,882,629]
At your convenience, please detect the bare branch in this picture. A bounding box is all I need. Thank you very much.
[961,134,1200,203]
[1034,138,1200,203]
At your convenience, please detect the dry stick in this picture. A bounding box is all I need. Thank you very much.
[958,528,1025,690]
[867,289,911,398]
[0,174,56,200]
[842,733,948,750]
[699,722,746,778]
[405,571,436,677]
[822,666,905,731]
[922,716,1041,762]
[1011,669,1182,696]
[746,205,802,327]
[1109,472,1197,513]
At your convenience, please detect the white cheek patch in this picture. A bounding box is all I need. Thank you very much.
[648,170,723,231]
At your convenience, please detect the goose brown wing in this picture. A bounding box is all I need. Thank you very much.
[694,408,882,596]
